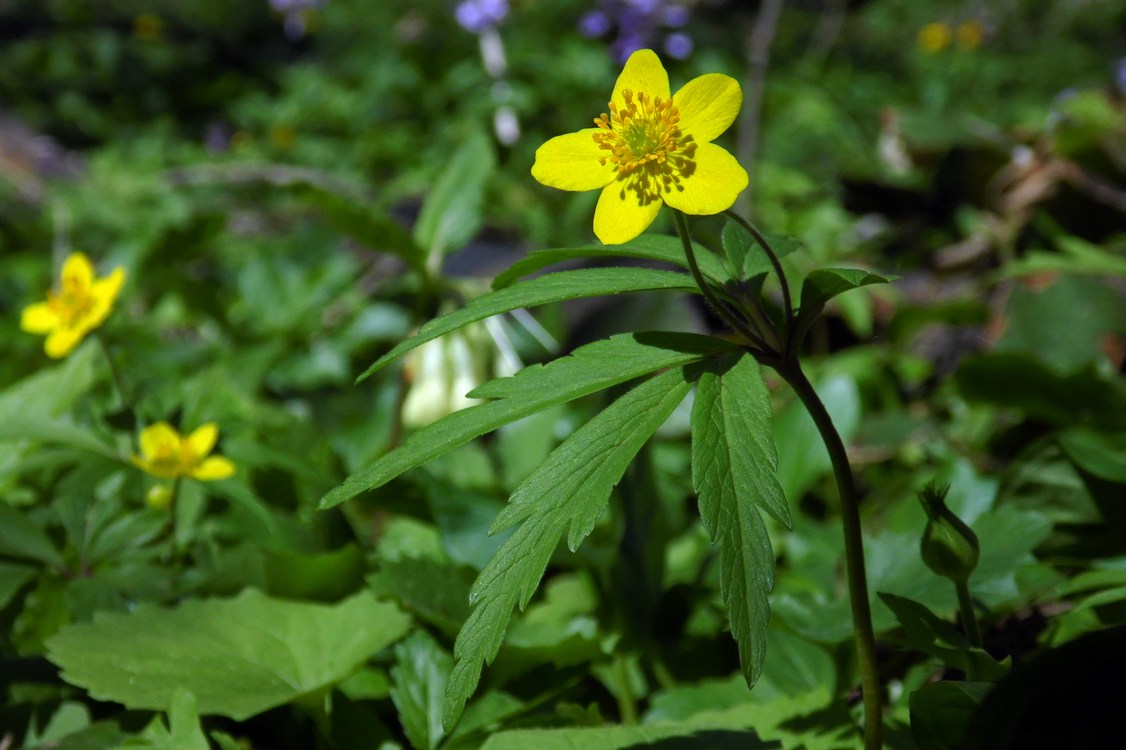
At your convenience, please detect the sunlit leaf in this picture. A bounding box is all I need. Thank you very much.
[444,367,695,729]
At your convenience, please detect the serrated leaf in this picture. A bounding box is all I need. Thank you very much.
[323,332,731,508]
[391,632,454,750]
[795,268,895,345]
[357,267,697,383]
[443,367,694,730]
[117,688,210,750]
[46,589,411,721]
[414,130,495,258]
[493,234,729,289]
[691,354,787,689]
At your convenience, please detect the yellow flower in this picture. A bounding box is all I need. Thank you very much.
[532,49,748,245]
[956,20,984,49]
[20,252,126,358]
[132,422,236,481]
[918,22,952,54]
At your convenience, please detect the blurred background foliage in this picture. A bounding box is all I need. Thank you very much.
[1,0,1125,748]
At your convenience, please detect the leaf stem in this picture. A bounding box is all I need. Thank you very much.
[672,211,773,355]
[94,332,130,411]
[777,363,882,750]
[721,209,795,336]
[955,578,982,649]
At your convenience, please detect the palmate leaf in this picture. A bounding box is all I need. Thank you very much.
[443,367,696,729]
[356,267,697,383]
[321,332,733,509]
[691,354,788,689]
[492,234,730,289]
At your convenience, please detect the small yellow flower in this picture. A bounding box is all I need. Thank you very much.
[132,422,236,481]
[20,252,126,359]
[918,22,952,54]
[956,20,984,49]
[532,49,748,245]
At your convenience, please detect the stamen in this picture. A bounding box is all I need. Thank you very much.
[592,88,698,206]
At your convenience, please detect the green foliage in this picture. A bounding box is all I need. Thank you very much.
[444,366,696,728]
[691,354,788,688]
[327,331,732,507]
[46,590,411,720]
[2,0,1125,746]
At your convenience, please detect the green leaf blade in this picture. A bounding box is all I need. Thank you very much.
[443,367,694,730]
[414,130,496,258]
[322,332,731,509]
[691,354,787,688]
[493,234,730,289]
[795,268,896,344]
[46,590,412,721]
[356,268,697,383]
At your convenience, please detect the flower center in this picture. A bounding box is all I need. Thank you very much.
[592,89,697,206]
[47,276,95,327]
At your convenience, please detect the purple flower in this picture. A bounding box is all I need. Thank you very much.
[579,11,612,37]
[455,0,509,33]
[663,32,692,60]
[578,1,695,63]
[269,0,326,40]
[1115,58,1126,96]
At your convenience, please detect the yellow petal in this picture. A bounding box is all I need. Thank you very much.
[593,181,663,245]
[191,456,236,481]
[185,423,219,458]
[61,252,94,290]
[91,267,126,307]
[44,327,84,358]
[611,49,670,110]
[20,302,59,334]
[662,143,748,216]
[139,422,181,460]
[532,129,615,191]
[674,73,743,144]
[132,456,179,479]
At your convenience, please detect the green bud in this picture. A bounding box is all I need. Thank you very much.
[918,482,979,583]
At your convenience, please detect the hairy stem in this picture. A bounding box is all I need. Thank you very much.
[779,364,882,750]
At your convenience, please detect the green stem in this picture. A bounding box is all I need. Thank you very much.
[721,209,795,335]
[955,578,982,649]
[672,211,773,354]
[779,363,882,750]
[94,332,130,411]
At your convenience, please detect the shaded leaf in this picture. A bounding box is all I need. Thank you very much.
[910,682,992,750]
[879,593,1009,680]
[297,184,423,270]
[414,129,495,258]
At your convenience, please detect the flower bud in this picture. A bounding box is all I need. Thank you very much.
[918,482,979,583]
[146,483,174,511]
